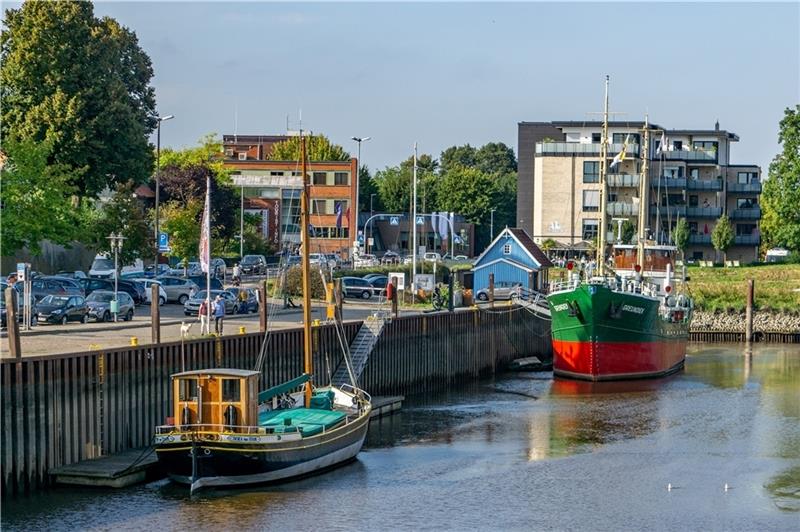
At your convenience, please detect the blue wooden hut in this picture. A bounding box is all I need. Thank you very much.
[472,228,553,293]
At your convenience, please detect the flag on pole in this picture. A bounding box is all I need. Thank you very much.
[609,134,630,170]
[199,180,211,274]
[335,202,343,229]
[345,206,351,229]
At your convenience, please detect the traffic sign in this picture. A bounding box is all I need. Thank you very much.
[416,216,424,226]
[158,232,170,252]
[389,216,400,226]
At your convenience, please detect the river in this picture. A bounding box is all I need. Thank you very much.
[3,343,799,531]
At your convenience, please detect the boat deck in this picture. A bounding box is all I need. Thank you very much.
[258,408,347,436]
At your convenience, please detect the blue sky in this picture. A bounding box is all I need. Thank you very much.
[25,2,800,171]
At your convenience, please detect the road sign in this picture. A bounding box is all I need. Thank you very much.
[389,216,400,226]
[158,232,170,252]
[416,216,424,225]
[16,262,29,282]
[388,272,405,290]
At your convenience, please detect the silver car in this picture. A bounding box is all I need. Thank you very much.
[156,276,199,304]
[183,290,239,316]
[475,281,523,302]
[86,290,135,322]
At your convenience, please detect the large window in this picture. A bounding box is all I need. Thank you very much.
[612,133,640,144]
[689,168,700,180]
[689,195,698,207]
[737,171,758,184]
[583,190,600,212]
[736,198,758,209]
[583,161,600,183]
[672,140,683,151]
[311,227,350,239]
[582,219,599,240]
[334,172,349,185]
[736,223,757,236]
[693,141,718,152]
[591,133,601,143]
[313,172,327,185]
[663,166,684,179]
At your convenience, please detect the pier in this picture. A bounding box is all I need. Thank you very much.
[1,307,550,496]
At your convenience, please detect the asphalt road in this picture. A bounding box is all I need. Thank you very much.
[0,297,396,357]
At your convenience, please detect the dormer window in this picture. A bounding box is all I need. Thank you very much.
[503,243,511,255]
[238,152,247,161]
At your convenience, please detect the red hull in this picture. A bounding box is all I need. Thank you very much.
[552,339,686,381]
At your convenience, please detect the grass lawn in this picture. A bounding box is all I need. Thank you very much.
[687,263,800,313]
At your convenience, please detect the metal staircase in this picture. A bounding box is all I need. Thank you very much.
[331,314,387,386]
[516,288,551,317]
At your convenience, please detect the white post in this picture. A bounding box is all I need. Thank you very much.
[113,235,119,322]
[240,184,244,259]
[411,143,418,302]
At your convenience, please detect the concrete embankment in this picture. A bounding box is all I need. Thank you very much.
[690,310,800,343]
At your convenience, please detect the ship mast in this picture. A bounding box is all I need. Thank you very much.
[300,133,313,407]
[637,116,650,270]
[596,75,610,275]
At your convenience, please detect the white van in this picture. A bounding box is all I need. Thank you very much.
[89,254,144,279]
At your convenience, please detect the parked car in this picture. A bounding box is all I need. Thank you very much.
[0,288,38,328]
[169,261,202,277]
[86,290,135,322]
[88,254,144,279]
[381,251,401,264]
[309,253,337,269]
[183,290,239,316]
[133,279,168,306]
[475,281,523,301]
[362,274,385,283]
[454,255,469,262]
[185,275,224,292]
[155,276,200,304]
[145,263,172,277]
[367,276,389,296]
[36,295,89,324]
[225,287,259,313]
[76,278,145,305]
[56,270,87,279]
[210,258,227,278]
[354,254,378,268]
[30,276,84,302]
[341,277,375,299]
[423,252,442,263]
[240,255,267,275]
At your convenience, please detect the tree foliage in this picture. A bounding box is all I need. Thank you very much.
[0,138,81,255]
[761,105,800,253]
[160,199,202,264]
[711,214,734,261]
[673,218,690,257]
[374,166,411,213]
[358,166,382,213]
[266,134,350,162]
[1,0,157,197]
[84,181,152,265]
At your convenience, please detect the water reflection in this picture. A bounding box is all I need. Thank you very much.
[765,465,800,512]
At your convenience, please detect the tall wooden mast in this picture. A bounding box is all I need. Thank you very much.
[300,133,313,407]
[596,75,610,275]
[637,116,650,270]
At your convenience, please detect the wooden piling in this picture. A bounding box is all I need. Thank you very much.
[390,277,398,318]
[745,279,754,345]
[259,280,268,333]
[489,273,495,309]
[5,287,21,359]
[150,284,160,344]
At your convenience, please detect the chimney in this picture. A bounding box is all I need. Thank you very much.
[715,120,720,131]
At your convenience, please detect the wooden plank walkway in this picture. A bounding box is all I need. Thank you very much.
[370,396,403,419]
[50,447,160,488]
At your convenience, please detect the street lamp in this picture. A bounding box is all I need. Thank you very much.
[107,232,126,322]
[351,136,371,235]
[154,114,175,271]
[490,208,497,240]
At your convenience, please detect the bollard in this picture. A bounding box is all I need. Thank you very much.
[390,277,399,318]
[259,279,268,333]
[5,287,21,358]
[239,326,246,335]
[312,319,320,327]
[130,337,138,346]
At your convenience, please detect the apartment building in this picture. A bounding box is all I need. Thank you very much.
[517,121,762,262]
[223,135,358,257]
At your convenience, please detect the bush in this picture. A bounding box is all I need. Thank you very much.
[284,266,327,299]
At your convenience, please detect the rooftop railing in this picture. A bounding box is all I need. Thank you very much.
[535,142,640,156]
[727,182,762,193]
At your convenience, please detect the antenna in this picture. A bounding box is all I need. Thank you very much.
[234,102,238,142]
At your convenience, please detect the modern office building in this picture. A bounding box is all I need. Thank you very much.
[222,134,358,257]
[517,121,762,262]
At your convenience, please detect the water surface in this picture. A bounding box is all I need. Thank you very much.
[3,343,799,531]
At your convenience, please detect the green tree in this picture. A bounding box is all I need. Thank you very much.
[437,166,497,249]
[761,105,800,252]
[711,214,734,262]
[475,142,517,175]
[620,219,636,244]
[0,138,81,255]
[358,166,382,213]
[1,0,157,197]
[374,166,410,213]
[439,145,477,174]
[84,182,152,266]
[266,134,350,161]
[673,218,690,259]
[540,238,558,252]
[160,199,203,265]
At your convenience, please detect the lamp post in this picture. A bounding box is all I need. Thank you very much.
[107,232,126,322]
[490,208,497,240]
[154,114,174,272]
[351,136,371,234]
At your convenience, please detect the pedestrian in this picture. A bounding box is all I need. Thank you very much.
[198,299,210,335]
[213,295,225,335]
[238,289,248,314]
[232,263,241,286]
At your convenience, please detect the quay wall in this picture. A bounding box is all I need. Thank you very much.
[1,308,550,496]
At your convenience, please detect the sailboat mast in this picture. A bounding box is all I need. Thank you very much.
[638,116,650,270]
[300,133,313,407]
[596,75,610,275]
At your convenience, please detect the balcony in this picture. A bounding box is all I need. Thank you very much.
[686,207,722,218]
[651,178,687,188]
[650,205,686,217]
[735,234,761,245]
[687,179,723,191]
[728,182,762,193]
[729,207,761,220]
[607,174,639,187]
[535,142,640,157]
[606,201,638,216]
[662,149,718,164]
[689,234,712,245]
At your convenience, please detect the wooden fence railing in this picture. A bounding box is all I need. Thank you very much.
[1,309,550,496]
